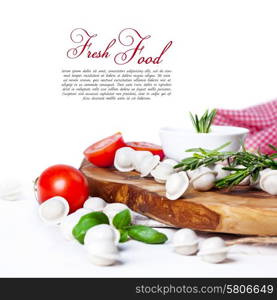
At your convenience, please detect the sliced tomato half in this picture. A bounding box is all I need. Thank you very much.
[126,142,165,160]
[84,132,126,167]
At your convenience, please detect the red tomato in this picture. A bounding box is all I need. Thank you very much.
[84,132,126,167]
[37,164,89,213]
[126,142,165,160]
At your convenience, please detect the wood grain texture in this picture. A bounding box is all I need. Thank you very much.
[80,160,277,236]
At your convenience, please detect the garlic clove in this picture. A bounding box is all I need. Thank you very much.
[198,237,229,263]
[172,228,198,246]
[162,159,179,167]
[174,244,199,256]
[59,208,91,240]
[213,164,230,181]
[199,236,225,251]
[86,241,120,266]
[132,151,152,172]
[140,155,160,177]
[250,168,272,189]
[190,168,216,191]
[102,203,131,221]
[260,168,272,176]
[172,228,199,255]
[260,170,277,195]
[38,196,69,225]
[0,179,22,201]
[186,170,195,180]
[187,166,211,180]
[151,162,175,183]
[114,147,136,172]
[165,171,189,200]
[84,224,120,245]
[0,193,22,202]
[83,197,107,211]
[162,159,181,172]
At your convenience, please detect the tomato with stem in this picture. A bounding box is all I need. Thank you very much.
[37,164,89,213]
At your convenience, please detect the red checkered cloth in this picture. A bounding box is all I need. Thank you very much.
[213,100,277,154]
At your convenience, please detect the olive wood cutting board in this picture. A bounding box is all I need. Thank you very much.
[80,160,277,236]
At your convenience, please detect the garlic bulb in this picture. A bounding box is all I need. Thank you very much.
[172,228,198,255]
[103,203,131,221]
[114,147,135,172]
[140,155,160,177]
[151,162,175,183]
[83,197,107,211]
[213,164,230,181]
[85,241,120,266]
[59,208,91,240]
[165,171,189,200]
[132,151,152,172]
[190,166,216,191]
[260,169,277,195]
[0,179,22,201]
[38,196,69,225]
[84,224,120,245]
[198,237,229,263]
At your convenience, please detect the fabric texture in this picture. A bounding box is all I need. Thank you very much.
[213,100,277,154]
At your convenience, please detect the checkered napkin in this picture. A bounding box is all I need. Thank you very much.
[213,100,277,154]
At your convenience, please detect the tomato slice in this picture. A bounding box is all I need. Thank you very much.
[126,142,165,160]
[84,132,126,167]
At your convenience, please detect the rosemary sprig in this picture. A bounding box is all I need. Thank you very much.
[189,109,217,133]
[175,142,277,188]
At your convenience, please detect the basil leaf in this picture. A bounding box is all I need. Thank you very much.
[127,225,168,244]
[72,212,109,244]
[112,209,131,229]
[119,229,129,243]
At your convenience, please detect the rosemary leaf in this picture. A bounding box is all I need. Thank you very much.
[268,144,277,152]
[178,142,277,188]
[189,109,217,133]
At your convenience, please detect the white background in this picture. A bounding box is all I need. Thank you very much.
[0,0,277,277]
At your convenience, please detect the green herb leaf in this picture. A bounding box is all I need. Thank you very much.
[178,142,277,189]
[186,147,206,153]
[119,229,129,243]
[72,212,109,244]
[212,141,231,152]
[268,144,277,152]
[112,209,131,229]
[127,225,168,244]
[189,109,217,133]
[252,168,260,183]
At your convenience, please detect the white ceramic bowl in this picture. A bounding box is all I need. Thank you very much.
[159,126,249,162]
